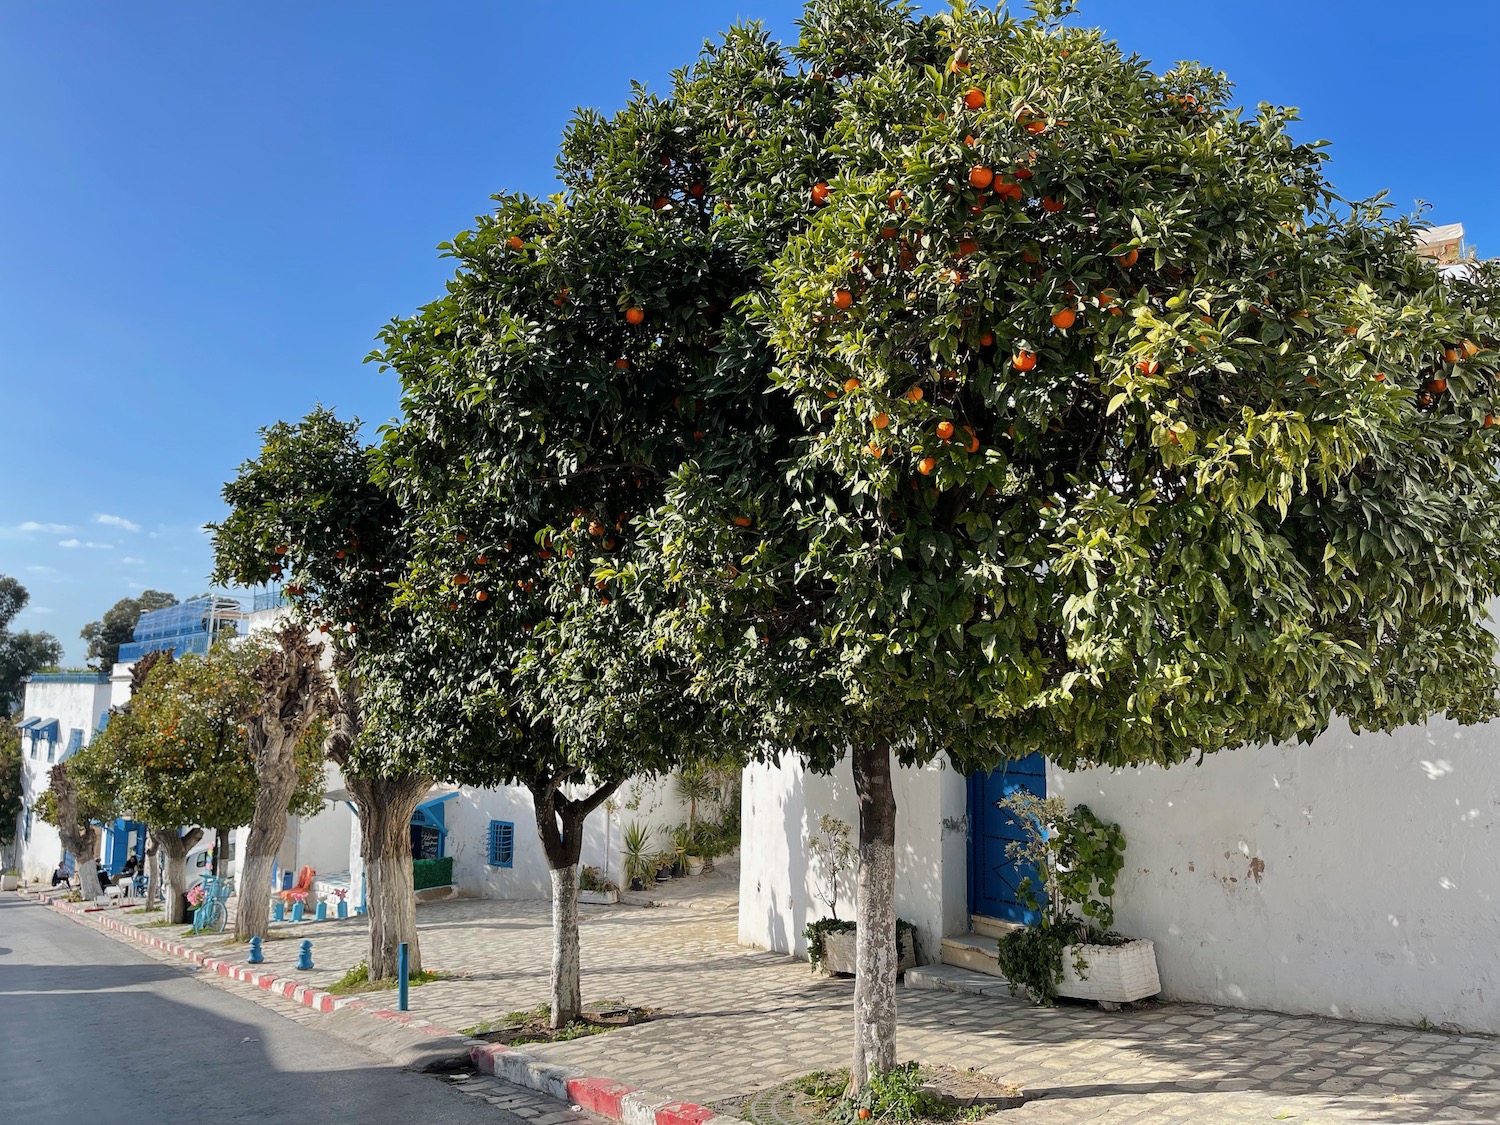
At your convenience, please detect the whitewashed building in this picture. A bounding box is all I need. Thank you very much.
[739,696,1500,1036]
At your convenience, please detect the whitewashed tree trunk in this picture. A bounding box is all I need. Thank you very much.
[348,774,429,980]
[158,827,203,924]
[76,856,102,901]
[549,865,581,1026]
[530,774,620,1029]
[850,738,898,1090]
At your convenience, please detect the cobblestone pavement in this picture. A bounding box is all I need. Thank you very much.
[93,867,1500,1124]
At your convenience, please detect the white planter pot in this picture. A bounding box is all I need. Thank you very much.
[1,874,19,891]
[815,927,918,976]
[685,857,705,876]
[1055,938,1160,1004]
[578,889,619,905]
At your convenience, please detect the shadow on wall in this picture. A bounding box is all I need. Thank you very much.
[765,755,949,964]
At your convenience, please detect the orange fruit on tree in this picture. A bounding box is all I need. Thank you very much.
[625,306,645,325]
[811,181,831,205]
[868,442,885,458]
[1115,247,1139,268]
[963,425,980,453]
[1013,165,1033,180]
[1051,308,1076,329]
[957,238,978,257]
[844,377,862,392]
[936,420,955,441]
[1463,339,1480,358]
[905,386,924,402]
[979,331,995,347]
[1025,119,1047,135]
[1374,372,1387,382]
[507,235,524,250]
[689,183,705,198]
[1444,347,1460,364]
[614,358,630,369]
[963,87,986,110]
[968,165,995,190]
[1041,196,1065,213]
[873,412,890,429]
[275,544,289,555]
[475,590,489,602]
[1428,377,1449,393]
[918,456,937,475]
[880,225,897,239]
[887,189,907,211]
[693,430,705,440]
[1013,349,1037,371]
[733,516,753,527]
[1485,415,1495,429]
[453,573,470,586]
[833,288,854,309]
[653,196,669,210]
[1137,358,1160,375]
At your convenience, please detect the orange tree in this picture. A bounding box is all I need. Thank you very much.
[81,641,324,921]
[212,409,453,976]
[372,183,752,1027]
[373,0,1500,1082]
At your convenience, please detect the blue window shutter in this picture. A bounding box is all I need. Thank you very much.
[64,729,83,760]
[488,820,514,868]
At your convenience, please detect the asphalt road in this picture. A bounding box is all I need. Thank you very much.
[0,894,508,1125]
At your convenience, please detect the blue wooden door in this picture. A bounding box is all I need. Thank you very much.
[967,754,1047,924]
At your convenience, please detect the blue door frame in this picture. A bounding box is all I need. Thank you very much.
[967,754,1047,924]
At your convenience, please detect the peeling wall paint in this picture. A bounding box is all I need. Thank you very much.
[1049,715,1500,1034]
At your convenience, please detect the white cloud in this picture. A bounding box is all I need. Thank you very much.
[121,556,145,565]
[18,521,70,533]
[26,565,57,574]
[58,539,113,550]
[96,513,142,533]
[28,606,54,615]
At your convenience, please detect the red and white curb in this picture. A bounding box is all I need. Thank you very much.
[33,891,745,1125]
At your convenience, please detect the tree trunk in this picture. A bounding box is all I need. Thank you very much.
[548,865,582,1027]
[75,853,102,901]
[850,738,898,1090]
[235,734,300,941]
[346,774,429,980]
[144,830,162,909]
[531,775,619,1029]
[158,827,204,924]
[239,625,326,941]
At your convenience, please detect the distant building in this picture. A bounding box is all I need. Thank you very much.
[1412,222,1469,267]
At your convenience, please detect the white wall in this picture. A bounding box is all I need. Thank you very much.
[13,676,113,883]
[737,753,967,964]
[444,774,690,899]
[1049,714,1500,1034]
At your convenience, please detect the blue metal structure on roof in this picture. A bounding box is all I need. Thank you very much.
[117,595,242,663]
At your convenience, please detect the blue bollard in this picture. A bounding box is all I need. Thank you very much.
[248,936,264,964]
[291,900,304,922]
[315,901,327,921]
[336,900,348,919]
[397,941,409,1012]
[296,939,314,971]
[272,901,285,922]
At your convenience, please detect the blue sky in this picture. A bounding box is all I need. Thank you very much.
[2,1,1496,666]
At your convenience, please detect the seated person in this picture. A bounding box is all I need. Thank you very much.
[51,861,70,887]
[96,867,113,889]
[121,855,140,879]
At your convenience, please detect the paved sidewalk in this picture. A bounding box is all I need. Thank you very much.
[81,867,1500,1124]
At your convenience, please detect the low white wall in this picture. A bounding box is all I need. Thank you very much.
[737,753,966,965]
[1049,714,1500,1034]
[446,774,688,899]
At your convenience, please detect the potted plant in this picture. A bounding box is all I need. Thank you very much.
[799,816,919,975]
[2,869,20,891]
[622,822,653,891]
[993,791,1160,1008]
[578,865,619,905]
